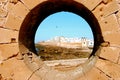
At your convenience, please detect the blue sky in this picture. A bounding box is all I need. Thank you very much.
[35,11,93,43]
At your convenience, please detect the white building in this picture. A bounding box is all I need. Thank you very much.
[45,36,94,48]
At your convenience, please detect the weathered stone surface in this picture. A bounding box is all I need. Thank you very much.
[116,10,120,18]
[9,0,18,4]
[116,11,120,25]
[82,0,102,11]
[21,0,47,10]
[118,58,120,64]
[6,1,29,19]
[102,0,109,4]
[0,43,19,60]
[96,59,120,79]
[0,58,35,80]
[83,67,109,80]
[0,28,18,43]
[103,1,120,17]
[92,3,105,21]
[103,31,120,45]
[99,14,119,32]
[0,7,7,18]
[28,73,41,80]
[5,13,22,30]
[93,1,120,19]
[0,18,6,26]
[0,0,7,3]
[99,47,120,63]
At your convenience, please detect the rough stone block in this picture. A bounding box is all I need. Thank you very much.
[95,59,120,79]
[0,0,7,3]
[9,0,18,4]
[99,47,120,63]
[99,14,119,32]
[92,3,105,21]
[82,0,102,11]
[0,43,19,60]
[116,11,120,26]
[21,0,47,10]
[76,74,86,80]
[116,10,120,18]
[103,31,120,45]
[0,18,6,26]
[28,73,40,80]
[0,58,33,80]
[118,58,120,64]
[83,67,109,80]
[5,13,22,30]
[6,2,29,19]
[93,1,120,18]
[73,0,84,5]
[0,7,7,18]
[102,0,109,4]
[0,28,18,43]
[103,1,120,17]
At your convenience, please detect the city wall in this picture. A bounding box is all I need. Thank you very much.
[0,0,120,80]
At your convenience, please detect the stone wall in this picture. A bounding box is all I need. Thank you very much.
[0,0,120,80]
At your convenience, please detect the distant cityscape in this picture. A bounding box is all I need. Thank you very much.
[38,36,94,49]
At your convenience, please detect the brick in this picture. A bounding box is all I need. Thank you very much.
[6,2,29,19]
[5,13,22,30]
[0,28,18,43]
[99,14,119,32]
[0,43,19,60]
[96,59,120,79]
[21,0,47,10]
[0,58,33,80]
[99,47,120,63]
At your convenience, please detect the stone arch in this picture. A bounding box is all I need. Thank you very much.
[19,0,104,80]
[19,0,104,56]
[0,0,120,80]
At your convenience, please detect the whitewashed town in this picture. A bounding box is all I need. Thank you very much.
[39,36,94,49]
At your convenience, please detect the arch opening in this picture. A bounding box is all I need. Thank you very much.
[19,0,104,77]
[35,11,94,61]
